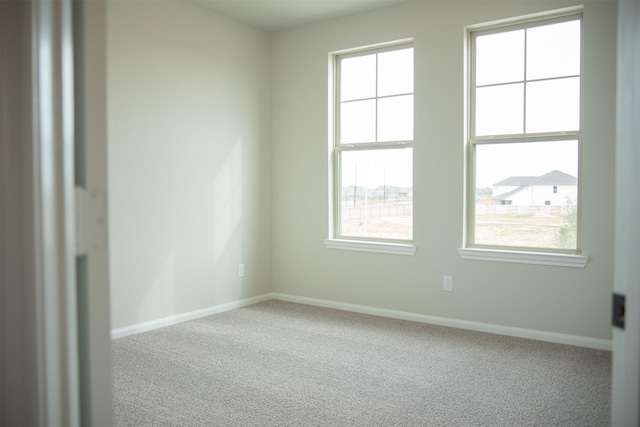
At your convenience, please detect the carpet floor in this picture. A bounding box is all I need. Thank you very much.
[112,300,611,426]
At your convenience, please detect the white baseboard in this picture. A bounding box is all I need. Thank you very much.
[111,293,273,340]
[112,292,612,351]
[272,293,612,351]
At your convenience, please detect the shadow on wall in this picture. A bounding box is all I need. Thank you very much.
[213,139,243,263]
[135,138,246,320]
[139,252,177,318]
[211,138,246,302]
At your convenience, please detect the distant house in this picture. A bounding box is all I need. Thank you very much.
[476,187,493,204]
[342,185,369,201]
[492,170,577,206]
[370,185,411,201]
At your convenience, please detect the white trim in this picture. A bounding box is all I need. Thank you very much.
[466,10,584,253]
[458,248,588,268]
[111,291,609,350]
[612,0,640,424]
[324,239,417,255]
[332,38,413,56]
[332,42,415,245]
[272,293,611,351]
[74,1,113,424]
[34,1,80,424]
[465,5,583,32]
[111,294,273,340]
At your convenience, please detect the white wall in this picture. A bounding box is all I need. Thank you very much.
[108,1,272,329]
[271,1,617,340]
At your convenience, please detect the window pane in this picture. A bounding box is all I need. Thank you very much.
[378,95,413,142]
[526,77,580,133]
[340,148,413,240]
[527,20,581,80]
[475,83,524,136]
[474,140,578,250]
[378,48,413,97]
[475,29,524,86]
[340,99,376,144]
[340,54,376,101]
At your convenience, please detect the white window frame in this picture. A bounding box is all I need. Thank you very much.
[462,8,589,267]
[326,41,416,255]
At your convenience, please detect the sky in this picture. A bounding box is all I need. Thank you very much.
[475,140,578,188]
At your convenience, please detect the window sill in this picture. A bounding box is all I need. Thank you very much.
[325,239,417,256]
[457,248,588,268]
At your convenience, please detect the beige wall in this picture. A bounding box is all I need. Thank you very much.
[108,1,272,329]
[271,1,617,340]
[107,0,617,341]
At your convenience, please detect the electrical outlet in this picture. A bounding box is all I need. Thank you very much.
[238,264,245,278]
[443,276,453,292]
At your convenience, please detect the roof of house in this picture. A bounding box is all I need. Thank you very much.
[493,170,577,187]
[531,170,577,186]
[493,186,527,201]
[493,176,536,187]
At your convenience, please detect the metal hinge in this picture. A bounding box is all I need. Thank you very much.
[75,186,107,256]
[612,293,626,330]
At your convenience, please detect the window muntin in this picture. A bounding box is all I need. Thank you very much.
[473,19,581,138]
[468,14,582,253]
[334,44,414,243]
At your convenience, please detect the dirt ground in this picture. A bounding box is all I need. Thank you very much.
[341,216,412,240]
[340,213,576,249]
[475,214,575,249]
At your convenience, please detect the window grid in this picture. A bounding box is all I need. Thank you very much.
[333,42,414,243]
[469,13,583,141]
[467,12,583,254]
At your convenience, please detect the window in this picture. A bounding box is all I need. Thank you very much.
[332,43,414,243]
[467,13,582,253]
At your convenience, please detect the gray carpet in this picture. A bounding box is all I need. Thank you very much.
[112,300,611,426]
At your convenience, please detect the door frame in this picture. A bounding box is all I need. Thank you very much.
[611,0,640,425]
[73,1,113,424]
[0,1,112,425]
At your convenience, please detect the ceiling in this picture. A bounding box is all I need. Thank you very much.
[190,0,413,32]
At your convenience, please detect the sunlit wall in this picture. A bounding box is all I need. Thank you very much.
[108,0,272,329]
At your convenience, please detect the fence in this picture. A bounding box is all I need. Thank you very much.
[341,203,413,220]
[476,204,571,216]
